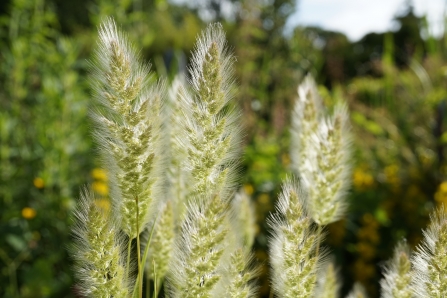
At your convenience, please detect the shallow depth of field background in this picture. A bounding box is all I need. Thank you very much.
[1,0,447,297]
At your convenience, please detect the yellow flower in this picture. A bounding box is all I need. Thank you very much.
[435,192,447,207]
[258,193,270,205]
[33,177,44,189]
[384,164,398,176]
[91,168,107,181]
[384,164,400,186]
[352,168,374,190]
[439,181,447,194]
[94,198,110,213]
[243,184,254,195]
[363,174,374,187]
[22,207,36,219]
[92,181,109,196]
[357,214,380,245]
[435,182,447,207]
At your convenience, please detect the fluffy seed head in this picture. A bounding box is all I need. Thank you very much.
[269,178,322,298]
[91,18,165,238]
[181,23,241,200]
[225,248,259,298]
[291,75,352,225]
[71,188,129,298]
[167,22,242,298]
[412,207,447,297]
[380,240,413,298]
[290,75,324,174]
[229,189,257,251]
[146,201,175,282]
[164,76,192,224]
[303,102,352,225]
[315,260,341,298]
[168,194,229,298]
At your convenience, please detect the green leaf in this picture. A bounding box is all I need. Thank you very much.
[6,234,27,251]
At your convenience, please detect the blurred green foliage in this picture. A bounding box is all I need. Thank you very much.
[0,0,92,296]
[1,0,447,297]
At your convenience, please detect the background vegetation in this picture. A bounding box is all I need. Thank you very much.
[1,0,447,297]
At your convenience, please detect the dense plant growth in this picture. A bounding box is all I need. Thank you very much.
[69,18,447,298]
[3,0,447,297]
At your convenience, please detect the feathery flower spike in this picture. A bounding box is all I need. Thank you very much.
[225,191,258,298]
[165,76,191,224]
[91,18,164,238]
[304,102,352,225]
[225,248,258,298]
[380,240,413,298]
[71,188,128,298]
[291,75,352,225]
[269,178,321,298]
[181,23,240,199]
[315,260,340,298]
[168,23,241,298]
[146,201,175,284]
[412,207,447,298]
[230,189,257,251]
[169,194,229,298]
[290,75,324,175]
